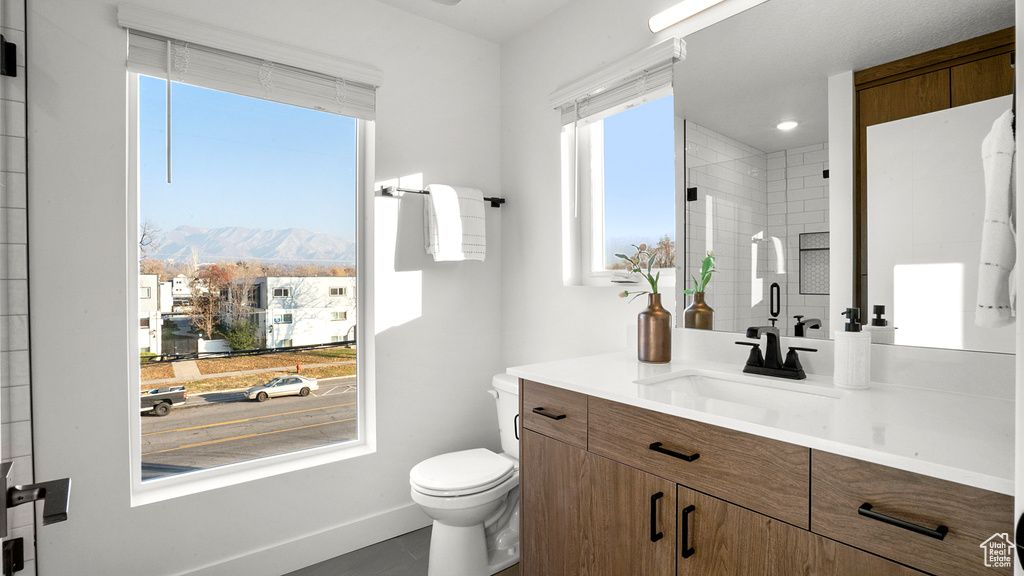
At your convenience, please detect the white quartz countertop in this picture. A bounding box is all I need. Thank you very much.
[508,352,1014,495]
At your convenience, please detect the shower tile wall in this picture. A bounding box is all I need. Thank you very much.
[684,122,767,331]
[1,1,33,574]
[767,144,830,337]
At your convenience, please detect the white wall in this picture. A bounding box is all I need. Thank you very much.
[27,1,502,574]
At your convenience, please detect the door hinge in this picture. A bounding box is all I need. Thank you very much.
[2,538,22,576]
[0,35,16,78]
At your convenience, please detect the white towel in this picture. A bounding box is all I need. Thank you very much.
[976,108,1016,327]
[423,184,486,262]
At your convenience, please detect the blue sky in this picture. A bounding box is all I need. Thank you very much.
[602,95,675,257]
[139,75,357,239]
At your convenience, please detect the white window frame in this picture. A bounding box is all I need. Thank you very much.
[330,286,347,297]
[126,74,377,506]
[553,38,683,289]
[572,94,676,288]
[140,286,152,298]
[331,310,347,321]
[273,287,292,298]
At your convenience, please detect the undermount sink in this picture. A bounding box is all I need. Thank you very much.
[635,369,843,419]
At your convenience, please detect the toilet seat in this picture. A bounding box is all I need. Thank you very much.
[410,448,514,497]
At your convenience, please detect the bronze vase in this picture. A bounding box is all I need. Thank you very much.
[684,292,714,330]
[638,293,672,364]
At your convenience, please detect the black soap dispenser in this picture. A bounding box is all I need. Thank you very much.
[834,307,871,389]
[865,305,895,344]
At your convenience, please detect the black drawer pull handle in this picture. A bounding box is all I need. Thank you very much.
[681,504,695,558]
[649,442,700,462]
[858,503,949,540]
[531,407,566,420]
[513,413,520,440]
[650,492,664,542]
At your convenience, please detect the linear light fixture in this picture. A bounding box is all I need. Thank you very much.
[649,0,727,33]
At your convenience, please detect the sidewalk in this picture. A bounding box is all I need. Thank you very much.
[146,360,356,386]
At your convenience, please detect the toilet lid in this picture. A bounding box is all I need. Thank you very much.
[410,448,514,496]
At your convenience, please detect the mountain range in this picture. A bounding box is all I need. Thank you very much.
[149,225,356,265]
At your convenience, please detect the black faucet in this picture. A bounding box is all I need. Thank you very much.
[736,325,817,380]
[793,315,822,337]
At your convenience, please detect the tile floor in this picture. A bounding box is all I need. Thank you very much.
[286,526,520,576]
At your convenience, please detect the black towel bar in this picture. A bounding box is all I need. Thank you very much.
[380,186,505,208]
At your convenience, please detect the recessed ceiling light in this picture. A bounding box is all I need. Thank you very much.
[777,121,799,131]
[649,0,727,33]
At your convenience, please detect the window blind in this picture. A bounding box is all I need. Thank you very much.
[551,38,685,126]
[127,30,377,120]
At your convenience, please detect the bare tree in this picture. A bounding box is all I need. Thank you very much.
[653,235,675,268]
[139,219,162,258]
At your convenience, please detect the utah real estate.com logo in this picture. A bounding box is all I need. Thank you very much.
[980,533,1014,569]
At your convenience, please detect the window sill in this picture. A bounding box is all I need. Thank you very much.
[131,438,375,507]
[579,269,676,289]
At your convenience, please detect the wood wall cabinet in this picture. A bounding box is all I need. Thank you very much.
[519,380,1002,576]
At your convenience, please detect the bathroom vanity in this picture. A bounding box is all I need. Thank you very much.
[511,353,1013,576]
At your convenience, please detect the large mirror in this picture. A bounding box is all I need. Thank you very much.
[673,0,1015,353]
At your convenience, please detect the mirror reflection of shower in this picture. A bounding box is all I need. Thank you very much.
[681,120,830,337]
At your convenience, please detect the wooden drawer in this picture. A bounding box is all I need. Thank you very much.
[588,397,810,528]
[811,450,1013,576]
[520,380,587,449]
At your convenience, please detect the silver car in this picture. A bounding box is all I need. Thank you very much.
[246,375,319,402]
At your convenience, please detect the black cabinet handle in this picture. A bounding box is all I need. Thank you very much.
[531,407,566,420]
[649,442,700,462]
[513,413,520,440]
[858,503,949,540]
[681,504,695,558]
[650,492,664,542]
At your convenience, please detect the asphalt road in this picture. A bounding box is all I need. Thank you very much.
[141,376,358,480]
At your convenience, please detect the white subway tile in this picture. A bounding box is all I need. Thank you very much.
[804,149,829,164]
[2,420,31,457]
[788,143,824,155]
[1,100,24,138]
[4,135,24,174]
[803,198,828,212]
[788,187,824,201]
[6,244,24,278]
[788,210,825,224]
[6,278,25,314]
[1,383,29,423]
[788,162,824,179]
[3,171,25,208]
[6,349,27,386]
[5,206,24,243]
[4,313,25,350]
[786,200,805,213]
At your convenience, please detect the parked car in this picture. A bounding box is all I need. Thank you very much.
[141,386,187,416]
[246,375,319,402]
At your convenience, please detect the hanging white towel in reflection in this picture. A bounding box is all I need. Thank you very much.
[423,184,486,261]
[976,108,1016,327]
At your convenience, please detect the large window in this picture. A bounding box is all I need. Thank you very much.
[132,64,364,481]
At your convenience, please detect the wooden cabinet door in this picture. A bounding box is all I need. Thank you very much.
[583,453,676,576]
[770,520,926,576]
[521,429,587,576]
[676,485,770,575]
[951,52,1014,107]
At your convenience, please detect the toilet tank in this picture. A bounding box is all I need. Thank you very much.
[491,373,520,460]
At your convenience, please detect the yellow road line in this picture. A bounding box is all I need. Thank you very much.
[143,417,357,455]
[142,402,356,437]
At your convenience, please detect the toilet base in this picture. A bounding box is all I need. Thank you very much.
[427,521,488,576]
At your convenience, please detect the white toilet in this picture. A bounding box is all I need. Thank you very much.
[409,373,520,576]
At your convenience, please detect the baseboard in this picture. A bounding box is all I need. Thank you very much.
[178,503,431,576]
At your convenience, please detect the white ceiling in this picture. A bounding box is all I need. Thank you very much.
[374,0,573,44]
[677,0,1015,152]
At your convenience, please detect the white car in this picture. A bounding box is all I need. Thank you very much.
[246,375,319,402]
